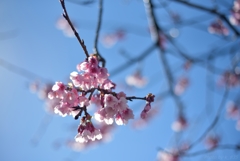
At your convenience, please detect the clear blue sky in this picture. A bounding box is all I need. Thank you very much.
[0,0,240,161]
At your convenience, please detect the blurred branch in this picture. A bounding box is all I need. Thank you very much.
[182,144,240,157]
[188,87,229,150]
[171,0,240,36]
[143,0,185,114]
[60,0,90,58]
[109,43,157,77]
[30,114,53,146]
[0,58,51,82]
[93,0,106,67]
[0,30,18,41]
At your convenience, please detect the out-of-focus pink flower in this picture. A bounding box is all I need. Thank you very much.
[56,17,75,37]
[132,106,159,129]
[226,101,240,120]
[140,103,151,119]
[205,135,220,149]
[157,150,180,161]
[219,71,239,87]
[126,70,148,88]
[230,0,240,26]
[174,77,189,95]
[67,123,114,151]
[208,19,229,35]
[29,81,40,93]
[140,93,155,119]
[101,30,125,48]
[172,115,188,132]
[183,61,192,71]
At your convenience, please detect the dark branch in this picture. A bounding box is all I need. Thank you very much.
[93,0,106,67]
[60,0,90,58]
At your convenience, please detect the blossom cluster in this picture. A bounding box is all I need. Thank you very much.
[75,116,102,143]
[48,54,154,143]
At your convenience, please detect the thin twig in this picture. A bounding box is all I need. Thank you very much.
[109,43,157,77]
[182,144,240,157]
[0,57,51,82]
[93,0,106,67]
[60,0,89,58]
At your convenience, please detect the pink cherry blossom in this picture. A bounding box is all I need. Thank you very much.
[115,108,134,125]
[52,81,65,98]
[174,77,189,95]
[114,97,128,111]
[70,72,84,87]
[101,79,115,90]
[230,0,240,26]
[205,135,220,149]
[208,19,229,35]
[226,101,240,120]
[172,115,188,132]
[94,108,114,125]
[140,103,151,119]
[104,94,118,107]
[126,70,148,88]
[56,17,74,37]
[157,150,179,161]
[219,71,239,87]
[75,121,102,143]
[101,30,126,48]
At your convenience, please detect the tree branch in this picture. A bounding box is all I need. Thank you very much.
[60,0,90,58]
[93,0,106,67]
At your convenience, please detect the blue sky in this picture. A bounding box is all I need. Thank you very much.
[1,0,240,161]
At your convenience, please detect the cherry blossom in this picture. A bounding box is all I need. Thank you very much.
[226,101,240,120]
[101,30,125,48]
[208,19,229,35]
[172,115,188,132]
[205,135,220,149]
[140,93,155,119]
[157,150,180,161]
[219,71,240,87]
[174,77,189,95]
[56,17,75,37]
[132,106,159,129]
[126,70,148,88]
[47,54,153,142]
[230,0,240,26]
[75,119,102,143]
